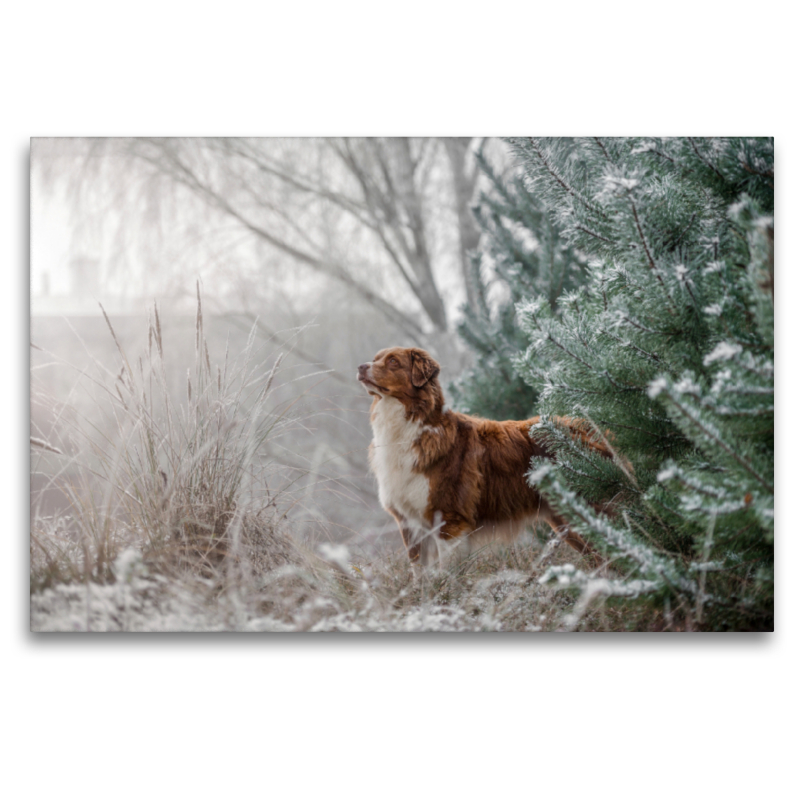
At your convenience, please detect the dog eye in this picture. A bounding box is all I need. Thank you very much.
[387,357,399,367]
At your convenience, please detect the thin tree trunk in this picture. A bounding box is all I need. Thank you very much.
[443,137,482,316]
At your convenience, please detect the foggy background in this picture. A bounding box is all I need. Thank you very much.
[30,137,511,557]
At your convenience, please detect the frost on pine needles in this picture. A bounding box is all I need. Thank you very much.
[461,137,774,630]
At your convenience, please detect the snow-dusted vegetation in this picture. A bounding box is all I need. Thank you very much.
[31,543,606,633]
[33,525,644,632]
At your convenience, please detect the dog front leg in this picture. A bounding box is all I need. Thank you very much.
[388,507,421,564]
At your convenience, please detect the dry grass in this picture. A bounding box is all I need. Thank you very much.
[31,530,671,631]
[31,285,310,596]
[317,536,669,632]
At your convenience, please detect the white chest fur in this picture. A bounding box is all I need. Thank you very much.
[369,397,431,523]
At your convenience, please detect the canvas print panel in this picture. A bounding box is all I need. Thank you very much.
[30,137,774,631]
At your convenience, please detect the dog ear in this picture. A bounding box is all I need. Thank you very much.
[410,349,440,388]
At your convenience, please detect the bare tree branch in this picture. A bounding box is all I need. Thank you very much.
[131,138,427,342]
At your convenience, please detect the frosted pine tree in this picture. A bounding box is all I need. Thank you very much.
[500,137,773,630]
[450,148,588,420]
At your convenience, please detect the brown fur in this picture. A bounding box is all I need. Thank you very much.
[358,347,612,565]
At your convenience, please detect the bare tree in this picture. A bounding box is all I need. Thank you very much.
[43,138,483,344]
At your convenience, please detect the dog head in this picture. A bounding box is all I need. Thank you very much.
[357,347,441,401]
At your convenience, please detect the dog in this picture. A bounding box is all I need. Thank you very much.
[357,346,614,568]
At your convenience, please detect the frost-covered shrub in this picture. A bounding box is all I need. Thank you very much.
[476,138,773,630]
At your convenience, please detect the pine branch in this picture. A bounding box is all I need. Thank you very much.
[526,138,608,220]
[657,384,773,493]
[688,137,727,184]
[629,198,679,316]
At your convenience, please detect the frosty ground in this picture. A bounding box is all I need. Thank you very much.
[31,537,653,633]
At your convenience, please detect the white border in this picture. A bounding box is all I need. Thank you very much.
[7,3,797,798]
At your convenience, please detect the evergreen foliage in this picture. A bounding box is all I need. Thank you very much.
[450,148,588,420]
[468,137,774,630]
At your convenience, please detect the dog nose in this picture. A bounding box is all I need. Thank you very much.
[358,363,369,376]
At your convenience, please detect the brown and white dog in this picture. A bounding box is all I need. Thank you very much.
[357,346,611,568]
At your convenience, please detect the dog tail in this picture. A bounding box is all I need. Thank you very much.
[550,415,635,484]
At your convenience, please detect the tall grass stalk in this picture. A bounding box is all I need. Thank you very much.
[31,288,309,594]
